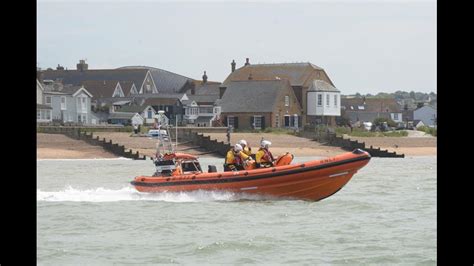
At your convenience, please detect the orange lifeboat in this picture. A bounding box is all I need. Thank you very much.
[131,149,371,201]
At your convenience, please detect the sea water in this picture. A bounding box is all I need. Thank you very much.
[37,156,436,264]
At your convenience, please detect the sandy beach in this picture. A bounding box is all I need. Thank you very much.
[37,131,436,159]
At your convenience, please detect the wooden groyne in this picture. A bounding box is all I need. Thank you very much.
[38,127,147,160]
[297,130,404,158]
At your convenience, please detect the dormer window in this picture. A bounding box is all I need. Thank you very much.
[284,95,289,107]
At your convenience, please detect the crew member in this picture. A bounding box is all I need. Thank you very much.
[238,139,252,156]
[224,144,250,171]
[255,140,275,168]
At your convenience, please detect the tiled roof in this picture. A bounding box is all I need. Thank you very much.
[119,81,137,96]
[118,66,194,93]
[341,98,401,113]
[221,62,332,88]
[42,69,149,91]
[220,80,292,113]
[81,80,118,99]
[186,94,220,105]
[308,80,340,92]
[143,97,181,106]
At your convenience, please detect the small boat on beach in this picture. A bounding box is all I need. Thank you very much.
[130,149,371,201]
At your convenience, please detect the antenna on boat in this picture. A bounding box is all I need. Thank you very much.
[154,110,174,157]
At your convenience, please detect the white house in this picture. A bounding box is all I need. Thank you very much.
[306,80,341,125]
[37,79,53,123]
[116,105,158,125]
[414,105,437,127]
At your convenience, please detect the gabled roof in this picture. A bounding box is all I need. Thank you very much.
[78,80,119,99]
[186,94,220,105]
[118,66,194,93]
[308,80,340,92]
[42,69,149,90]
[341,98,401,113]
[221,62,333,88]
[118,81,138,96]
[220,80,293,113]
[192,82,221,95]
[42,85,91,97]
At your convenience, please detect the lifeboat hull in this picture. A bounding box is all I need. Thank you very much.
[131,149,371,201]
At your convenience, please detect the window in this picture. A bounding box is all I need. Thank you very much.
[254,115,262,129]
[45,96,51,105]
[37,111,41,120]
[284,115,290,127]
[334,95,338,107]
[60,97,66,110]
[146,84,151,92]
[46,111,51,120]
[317,94,322,106]
[227,116,235,127]
[275,114,280,128]
[284,95,289,107]
[147,110,153,119]
[326,94,330,106]
[393,113,399,120]
[199,107,213,114]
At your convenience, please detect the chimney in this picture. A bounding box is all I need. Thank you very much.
[231,60,236,72]
[202,71,208,83]
[76,59,88,72]
[56,64,64,70]
[244,58,250,66]
[248,73,253,80]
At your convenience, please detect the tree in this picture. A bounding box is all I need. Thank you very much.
[373,117,396,128]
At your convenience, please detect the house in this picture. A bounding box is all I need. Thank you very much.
[412,120,425,128]
[140,95,186,126]
[182,74,222,127]
[341,97,403,125]
[42,60,196,96]
[115,105,157,125]
[219,59,339,126]
[414,105,437,127]
[37,79,52,123]
[220,80,302,130]
[42,80,95,124]
[107,112,144,126]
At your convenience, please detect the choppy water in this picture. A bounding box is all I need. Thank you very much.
[37,156,436,265]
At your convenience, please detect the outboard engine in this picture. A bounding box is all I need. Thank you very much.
[208,165,217,173]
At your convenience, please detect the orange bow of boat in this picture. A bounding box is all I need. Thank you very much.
[131,149,371,201]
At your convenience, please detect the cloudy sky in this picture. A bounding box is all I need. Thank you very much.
[37,0,436,94]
